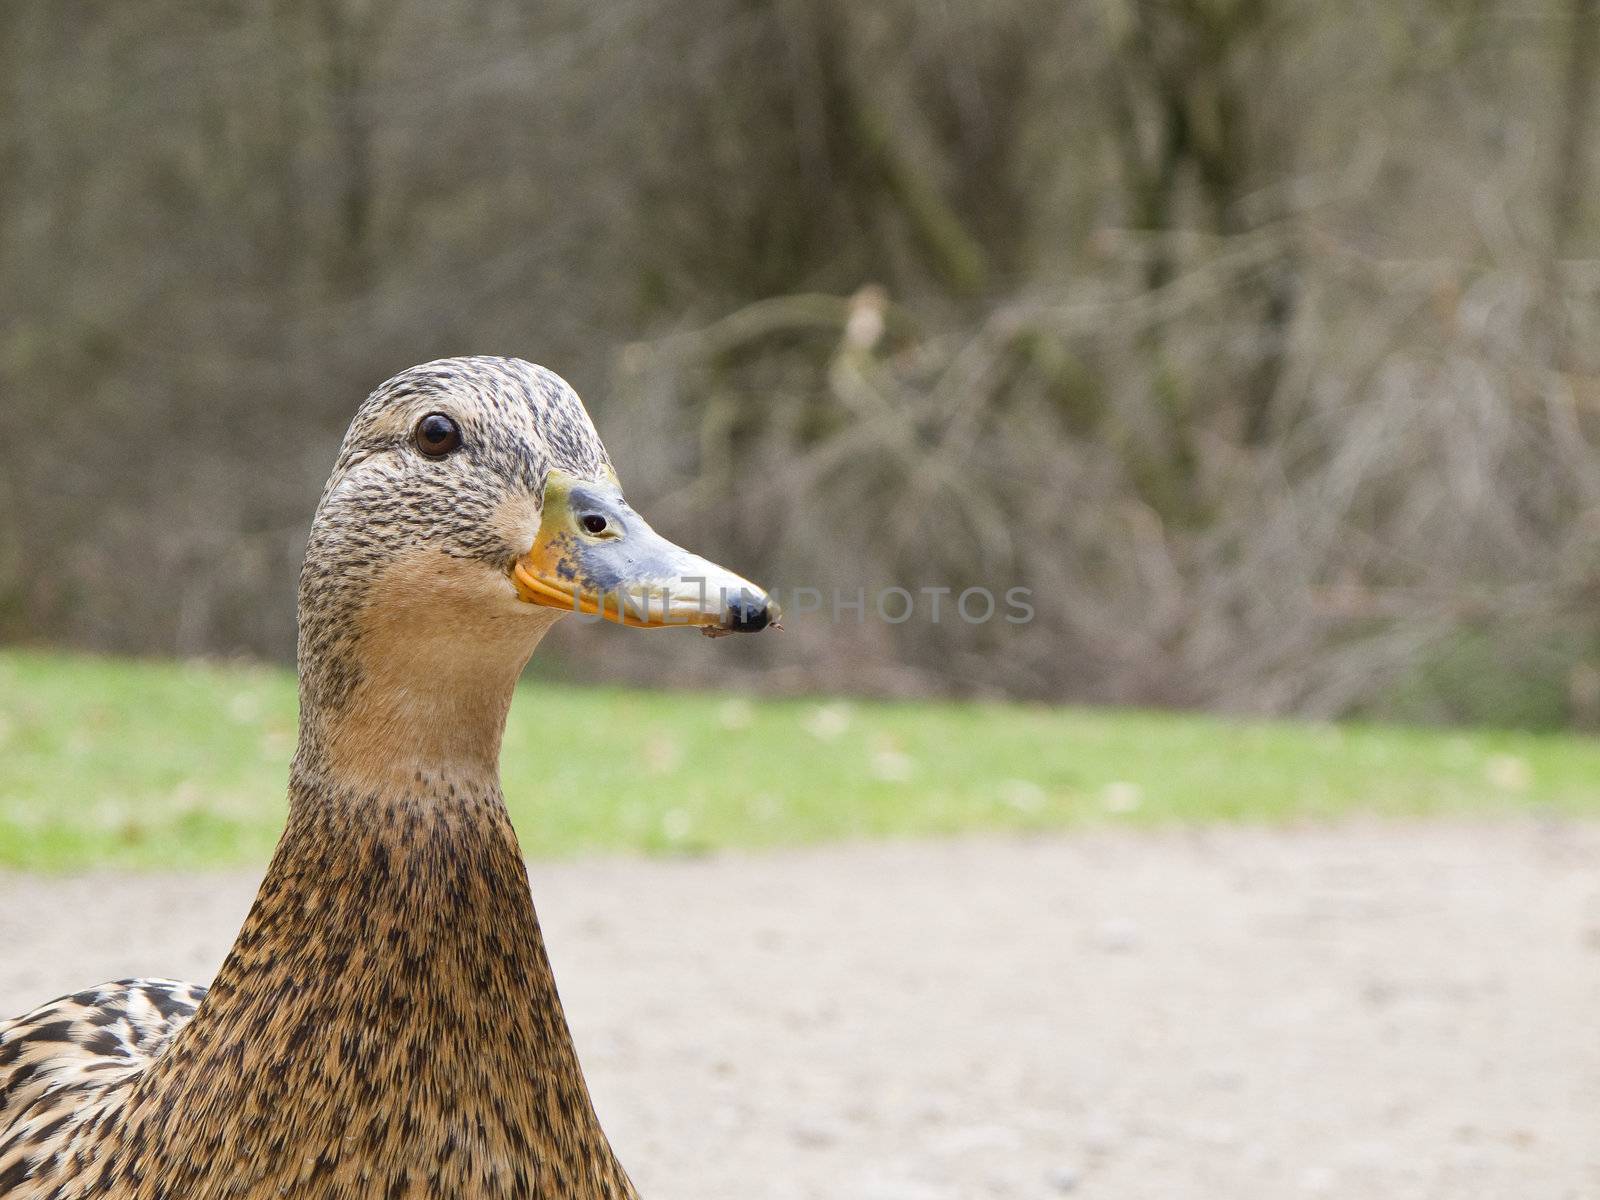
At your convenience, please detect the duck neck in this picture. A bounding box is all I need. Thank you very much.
[293,588,546,796]
[139,725,638,1198]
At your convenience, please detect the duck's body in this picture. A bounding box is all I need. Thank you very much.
[0,358,774,1198]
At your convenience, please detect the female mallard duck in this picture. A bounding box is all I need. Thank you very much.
[0,357,776,1199]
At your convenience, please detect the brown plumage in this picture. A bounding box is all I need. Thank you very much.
[0,357,775,1198]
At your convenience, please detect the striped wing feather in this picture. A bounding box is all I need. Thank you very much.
[0,979,206,1189]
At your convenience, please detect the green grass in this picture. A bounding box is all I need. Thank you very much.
[0,648,1597,871]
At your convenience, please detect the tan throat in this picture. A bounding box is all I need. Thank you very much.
[300,549,564,796]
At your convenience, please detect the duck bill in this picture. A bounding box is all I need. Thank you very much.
[511,470,777,634]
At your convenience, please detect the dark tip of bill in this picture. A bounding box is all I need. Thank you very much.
[724,593,774,634]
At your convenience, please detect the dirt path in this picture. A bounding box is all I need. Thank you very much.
[3,822,1598,1199]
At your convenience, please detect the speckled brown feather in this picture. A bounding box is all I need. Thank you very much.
[0,359,644,1199]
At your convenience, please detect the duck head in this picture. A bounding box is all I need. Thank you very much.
[296,356,774,787]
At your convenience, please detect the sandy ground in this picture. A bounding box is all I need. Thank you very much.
[2,822,1598,1200]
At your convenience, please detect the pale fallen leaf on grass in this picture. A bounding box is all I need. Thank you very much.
[1000,779,1046,813]
[717,697,755,731]
[660,808,693,842]
[227,690,262,724]
[747,792,784,822]
[644,734,683,776]
[1102,781,1143,814]
[804,703,853,741]
[1484,754,1531,792]
[870,748,915,783]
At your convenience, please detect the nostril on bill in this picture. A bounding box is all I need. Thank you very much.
[723,593,773,633]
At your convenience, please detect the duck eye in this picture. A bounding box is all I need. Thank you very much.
[414,413,462,458]
[580,514,609,535]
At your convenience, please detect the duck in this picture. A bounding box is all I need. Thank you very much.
[0,357,777,1199]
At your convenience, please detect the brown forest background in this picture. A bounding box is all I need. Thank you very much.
[4,0,1600,727]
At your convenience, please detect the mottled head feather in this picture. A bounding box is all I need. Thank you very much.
[315,356,612,568]
[298,357,612,734]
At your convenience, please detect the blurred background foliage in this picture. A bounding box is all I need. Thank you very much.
[4,0,1600,726]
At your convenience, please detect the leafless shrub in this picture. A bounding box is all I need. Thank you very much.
[607,233,1600,718]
